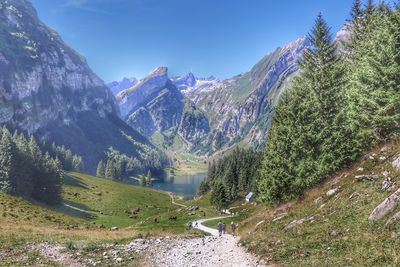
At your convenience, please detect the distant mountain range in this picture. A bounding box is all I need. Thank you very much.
[110,38,310,155]
[0,0,166,173]
[0,0,313,171]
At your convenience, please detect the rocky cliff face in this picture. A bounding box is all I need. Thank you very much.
[126,80,185,138]
[113,38,309,155]
[115,67,212,152]
[0,0,117,132]
[107,77,137,95]
[117,67,169,119]
[0,0,165,173]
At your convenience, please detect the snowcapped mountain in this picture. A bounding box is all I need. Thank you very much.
[110,37,310,155]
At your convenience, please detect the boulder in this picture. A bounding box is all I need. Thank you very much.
[355,175,378,182]
[368,188,400,221]
[110,226,119,231]
[392,155,400,172]
[284,216,314,230]
[385,211,400,226]
[326,188,339,197]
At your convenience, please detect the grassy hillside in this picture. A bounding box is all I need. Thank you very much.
[0,172,218,265]
[239,142,400,266]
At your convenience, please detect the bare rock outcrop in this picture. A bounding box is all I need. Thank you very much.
[368,188,400,221]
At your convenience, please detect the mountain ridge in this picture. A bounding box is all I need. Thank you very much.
[111,37,310,155]
[0,0,166,173]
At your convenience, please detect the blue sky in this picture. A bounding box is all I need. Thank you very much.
[31,0,353,82]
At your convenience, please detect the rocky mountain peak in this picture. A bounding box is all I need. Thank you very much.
[107,77,138,95]
[116,67,170,118]
[171,72,197,90]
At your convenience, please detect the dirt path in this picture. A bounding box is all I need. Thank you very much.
[10,216,264,266]
[147,236,266,267]
[146,216,266,267]
[193,216,231,236]
[168,193,188,208]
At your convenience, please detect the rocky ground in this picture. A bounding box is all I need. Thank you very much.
[1,223,266,267]
[0,235,266,267]
[146,235,266,267]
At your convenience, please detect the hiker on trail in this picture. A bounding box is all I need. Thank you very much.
[222,222,226,235]
[231,222,237,236]
[217,221,223,237]
[188,221,192,230]
[194,221,198,227]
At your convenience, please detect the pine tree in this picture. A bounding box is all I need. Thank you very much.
[72,155,84,172]
[13,133,33,197]
[365,0,376,16]
[105,160,120,180]
[211,182,228,211]
[207,160,216,181]
[0,129,17,193]
[258,14,353,204]
[34,153,62,204]
[198,181,210,195]
[348,8,400,142]
[350,0,363,20]
[96,160,105,178]
[105,160,114,179]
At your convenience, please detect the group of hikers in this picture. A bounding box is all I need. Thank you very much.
[187,220,238,237]
[217,221,237,237]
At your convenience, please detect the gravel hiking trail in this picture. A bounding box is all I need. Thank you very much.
[146,216,267,267]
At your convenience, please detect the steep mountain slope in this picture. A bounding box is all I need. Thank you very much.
[0,0,164,173]
[190,38,309,151]
[240,142,400,266]
[113,38,309,155]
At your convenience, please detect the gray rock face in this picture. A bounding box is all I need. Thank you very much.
[113,38,310,155]
[0,0,164,173]
[0,0,117,134]
[117,67,169,119]
[179,100,210,148]
[178,38,310,152]
[116,68,211,151]
[126,83,184,138]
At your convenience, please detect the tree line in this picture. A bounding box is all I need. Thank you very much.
[0,127,83,205]
[202,1,400,208]
[199,148,262,210]
[257,0,400,204]
[96,148,166,181]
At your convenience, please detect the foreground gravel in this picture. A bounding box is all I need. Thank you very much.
[145,236,267,267]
